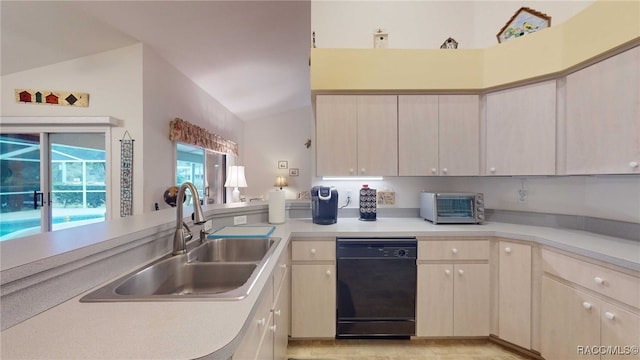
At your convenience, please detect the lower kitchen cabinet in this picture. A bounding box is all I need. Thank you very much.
[291,264,336,338]
[273,259,290,359]
[233,279,274,360]
[290,239,336,338]
[541,277,601,360]
[417,263,489,336]
[541,277,600,359]
[541,249,640,360]
[234,243,290,360]
[417,238,490,337]
[498,240,532,349]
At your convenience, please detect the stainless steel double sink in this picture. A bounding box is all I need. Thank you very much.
[80,237,280,302]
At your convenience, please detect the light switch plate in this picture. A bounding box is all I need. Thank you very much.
[234,215,247,225]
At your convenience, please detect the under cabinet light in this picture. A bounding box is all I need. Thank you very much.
[321,176,384,181]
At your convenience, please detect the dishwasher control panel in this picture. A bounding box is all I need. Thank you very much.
[336,237,417,259]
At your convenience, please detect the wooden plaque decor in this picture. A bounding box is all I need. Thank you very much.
[497,7,551,43]
[15,89,89,107]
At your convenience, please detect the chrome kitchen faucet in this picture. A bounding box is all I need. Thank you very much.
[172,182,206,255]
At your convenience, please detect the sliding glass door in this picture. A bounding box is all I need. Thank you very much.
[0,133,43,239]
[49,133,106,232]
[0,132,106,241]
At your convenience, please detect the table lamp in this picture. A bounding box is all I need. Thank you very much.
[224,165,247,202]
[275,176,288,190]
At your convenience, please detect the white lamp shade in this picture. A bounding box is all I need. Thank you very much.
[224,166,247,188]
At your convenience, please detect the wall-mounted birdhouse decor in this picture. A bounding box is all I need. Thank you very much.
[373,29,388,48]
[15,88,89,107]
[440,37,459,49]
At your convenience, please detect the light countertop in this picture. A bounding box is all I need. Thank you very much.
[1,218,639,359]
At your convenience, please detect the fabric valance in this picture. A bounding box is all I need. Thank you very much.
[169,118,238,157]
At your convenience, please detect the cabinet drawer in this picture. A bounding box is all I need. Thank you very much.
[419,240,489,261]
[292,241,335,261]
[543,249,640,309]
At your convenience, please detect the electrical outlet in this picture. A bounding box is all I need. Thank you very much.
[345,190,353,200]
[233,215,247,225]
[203,220,213,232]
[518,189,528,202]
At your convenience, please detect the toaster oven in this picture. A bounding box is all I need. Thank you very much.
[420,192,484,224]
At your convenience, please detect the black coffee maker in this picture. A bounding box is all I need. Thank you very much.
[311,186,338,225]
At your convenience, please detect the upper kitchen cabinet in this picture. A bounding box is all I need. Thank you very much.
[316,95,398,176]
[315,95,358,176]
[486,80,557,176]
[565,46,640,174]
[399,95,480,176]
[398,95,438,176]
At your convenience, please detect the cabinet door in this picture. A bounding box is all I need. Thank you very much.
[273,267,289,360]
[499,241,532,349]
[486,81,556,175]
[454,263,490,336]
[417,264,453,336]
[315,95,358,176]
[398,95,439,176]
[357,95,398,176]
[566,47,640,174]
[233,278,274,360]
[600,302,640,360]
[256,314,274,360]
[438,95,480,176]
[291,264,336,338]
[541,277,600,360]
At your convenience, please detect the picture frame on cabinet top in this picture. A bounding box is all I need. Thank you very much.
[497,7,551,43]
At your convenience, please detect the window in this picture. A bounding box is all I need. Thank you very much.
[175,143,226,205]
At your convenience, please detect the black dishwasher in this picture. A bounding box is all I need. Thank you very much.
[336,237,417,338]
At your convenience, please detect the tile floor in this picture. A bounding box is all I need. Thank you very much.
[287,339,536,360]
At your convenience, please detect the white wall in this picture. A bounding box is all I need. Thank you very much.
[1,43,246,216]
[1,44,145,216]
[312,0,593,49]
[243,106,313,200]
[141,45,245,211]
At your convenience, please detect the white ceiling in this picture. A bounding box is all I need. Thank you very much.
[1,1,312,122]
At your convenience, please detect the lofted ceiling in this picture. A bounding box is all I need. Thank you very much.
[1,1,312,122]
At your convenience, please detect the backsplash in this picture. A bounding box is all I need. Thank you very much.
[288,201,640,242]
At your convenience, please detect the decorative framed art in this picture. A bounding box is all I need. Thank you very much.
[497,7,551,43]
[289,168,299,176]
[278,160,288,169]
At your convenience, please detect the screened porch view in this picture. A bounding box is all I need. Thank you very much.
[0,134,106,241]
